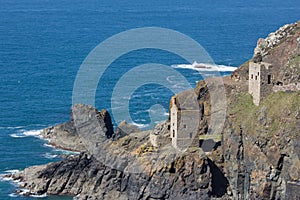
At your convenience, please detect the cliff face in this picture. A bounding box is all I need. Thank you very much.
[13,152,214,200]
[219,21,300,199]
[5,21,300,199]
[223,92,300,199]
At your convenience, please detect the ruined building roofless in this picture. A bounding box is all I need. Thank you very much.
[170,90,201,150]
[248,61,274,106]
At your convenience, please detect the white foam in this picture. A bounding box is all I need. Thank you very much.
[131,122,149,129]
[56,149,80,155]
[43,143,54,148]
[12,179,21,183]
[23,129,42,137]
[1,126,25,130]
[0,170,20,182]
[30,193,47,198]
[9,193,18,197]
[19,189,30,196]
[4,169,20,174]
[9,129,43,138]
[9,133,26,138]
[43,143,80,155]
[43,153,58,159]
[1,176,13,181]
[171,62,237,72]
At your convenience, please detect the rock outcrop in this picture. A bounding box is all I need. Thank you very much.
[41,104,114,152]
[232,20,300,84]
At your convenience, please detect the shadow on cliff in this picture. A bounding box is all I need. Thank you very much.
[207,158,229,197]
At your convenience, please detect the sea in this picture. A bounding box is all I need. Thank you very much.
[0,0,299,199]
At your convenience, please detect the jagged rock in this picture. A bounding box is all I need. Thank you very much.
[149,122,171,148]
[41,104,114,152]
[115,120,141,138]
[254,22,299,57]
[12,151,216,200]
[41,122,86,152]
[252,52,262,63]
[233,20,300,84]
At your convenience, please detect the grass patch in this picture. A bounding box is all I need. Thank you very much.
[229,91,300,137]
[262,91,299,115]
[228,93,259,136]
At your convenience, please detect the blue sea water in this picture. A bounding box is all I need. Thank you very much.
[0,0,300,199]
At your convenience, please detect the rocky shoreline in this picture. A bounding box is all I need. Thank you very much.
[4,104,220,199]
[3,21,300,199]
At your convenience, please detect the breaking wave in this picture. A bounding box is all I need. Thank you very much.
[42,153,58,159]
[4,170,20,174]
[171,62,237,72]
[9,129,43,138]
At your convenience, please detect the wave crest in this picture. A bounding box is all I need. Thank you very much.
[9,129,43,138]
[171,61,237,72]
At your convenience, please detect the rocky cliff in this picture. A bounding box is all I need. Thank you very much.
[7,104,230,200]
[222,20,300,199]
[232,21,300,85]
[4,21,300,199]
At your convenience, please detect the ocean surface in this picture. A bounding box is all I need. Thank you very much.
[0,0,300,199]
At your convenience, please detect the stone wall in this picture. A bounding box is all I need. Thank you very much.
[175,110,200,149]
[259,62,274,102]
[273,82,300,92]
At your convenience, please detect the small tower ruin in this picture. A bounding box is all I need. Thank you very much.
[170,96,200,150]
[170,97,178,147]
[248,61,273,105]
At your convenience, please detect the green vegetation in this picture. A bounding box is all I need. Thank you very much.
[229,93,257,116]
[229,93,258,135]
[229,91,300,138]
[263,91,299,116]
